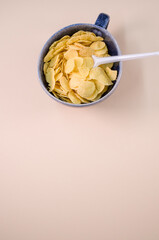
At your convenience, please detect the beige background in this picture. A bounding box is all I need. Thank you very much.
[0,0,159,239]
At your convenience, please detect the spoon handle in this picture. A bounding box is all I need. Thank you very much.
[92,51,159,67]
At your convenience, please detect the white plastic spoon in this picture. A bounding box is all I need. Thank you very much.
[92,51,159,68]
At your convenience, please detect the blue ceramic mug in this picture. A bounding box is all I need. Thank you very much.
[38,13,122,107]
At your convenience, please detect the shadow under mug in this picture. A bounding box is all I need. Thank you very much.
[38,13,122,107]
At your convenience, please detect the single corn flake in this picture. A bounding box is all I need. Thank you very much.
[77,81,95,98]
[65,58,75,74]
[60,76,70,92]
[105,67,117,81]
[68,91,81,104]
[64,49,78,60]
[46,68,55,92]
[90,41,106,50]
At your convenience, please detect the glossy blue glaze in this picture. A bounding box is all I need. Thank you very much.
[38,13,122,107]
[95,13,110,29]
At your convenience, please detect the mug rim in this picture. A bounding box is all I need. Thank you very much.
[38,23,122,107]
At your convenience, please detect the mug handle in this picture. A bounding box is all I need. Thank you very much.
[95,13,110,29]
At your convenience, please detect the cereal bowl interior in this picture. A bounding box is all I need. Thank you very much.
[38,23,122,107]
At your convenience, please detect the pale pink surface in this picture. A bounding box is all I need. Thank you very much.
[0,0,159,240]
